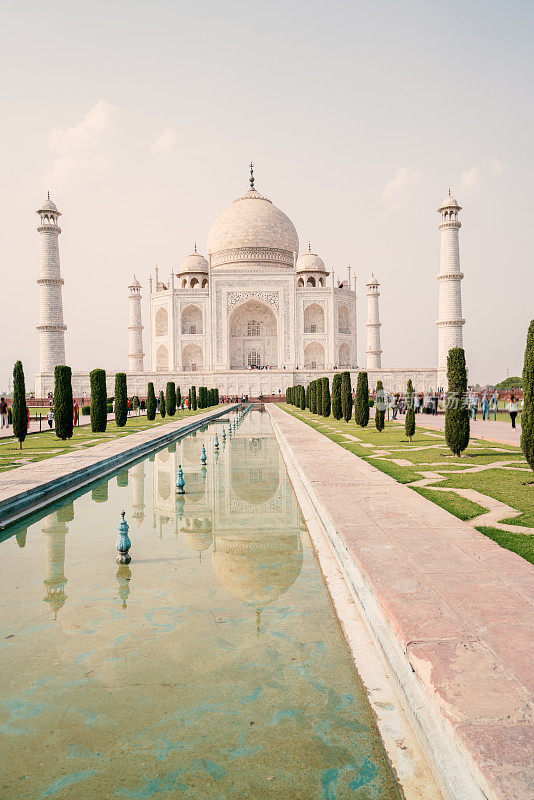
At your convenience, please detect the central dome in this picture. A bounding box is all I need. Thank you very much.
[207,185,299,270]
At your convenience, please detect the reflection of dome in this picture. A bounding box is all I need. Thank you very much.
[207,181,299,270]
[212,533,303,609]
[183,518,213,555]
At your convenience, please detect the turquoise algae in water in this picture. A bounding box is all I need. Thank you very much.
[0,409,402,799]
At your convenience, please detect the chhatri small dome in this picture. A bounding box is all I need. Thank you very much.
[129,275,141,288]
[296,246,326,273]
[438,192,461,211]
[207,165,299,270]
[367,273,379,285]
[40,198,58,211]
[179,246,209,275]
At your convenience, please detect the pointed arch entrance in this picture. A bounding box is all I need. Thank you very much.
[228,300,278,369]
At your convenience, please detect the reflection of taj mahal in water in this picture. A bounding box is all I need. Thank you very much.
[34,411,304,626]
[35,167,465,396]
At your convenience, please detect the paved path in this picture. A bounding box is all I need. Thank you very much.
[0,410,146,439]
[269,404,533,800]
[389,411,521,446]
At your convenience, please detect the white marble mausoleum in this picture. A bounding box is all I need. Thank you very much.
[35,168,465,398]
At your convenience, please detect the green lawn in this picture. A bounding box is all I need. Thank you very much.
[282,404,533,563]
[0,407,222,474]
[476,526,534,565]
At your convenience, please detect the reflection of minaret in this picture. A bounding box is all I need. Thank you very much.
[16,528,28,548]
[42,508,70,619]
[131,463,146,524]
[92,482,109,503]
[116,564,132,609]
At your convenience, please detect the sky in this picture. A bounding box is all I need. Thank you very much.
[1,0,533,390]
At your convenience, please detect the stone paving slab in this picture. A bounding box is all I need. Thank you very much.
[0,405,237,527]
[269,404,534,800]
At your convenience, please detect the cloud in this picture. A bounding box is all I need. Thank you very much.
[150,129,177,158]
[46,100,118,183]
[381,168,422,209]
[459,159,506,192]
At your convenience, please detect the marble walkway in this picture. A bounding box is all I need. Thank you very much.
[269,404,533,800]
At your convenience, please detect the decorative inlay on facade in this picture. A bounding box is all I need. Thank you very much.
[213,247,293,268]
[227,290,279,312]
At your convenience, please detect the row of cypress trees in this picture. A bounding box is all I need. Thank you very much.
[197,386,220,409]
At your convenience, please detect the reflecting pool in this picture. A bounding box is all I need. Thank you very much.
[0,409,401,799]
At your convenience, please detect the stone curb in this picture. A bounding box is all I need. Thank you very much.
[0,405,238,530]
[268,405,533,800]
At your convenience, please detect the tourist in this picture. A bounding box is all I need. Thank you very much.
[392,395,398,420]
[0,397,8,428]
[469,392,478,422]
[481,393,490,420]
[506,395,519,430]
[47,409,54,429]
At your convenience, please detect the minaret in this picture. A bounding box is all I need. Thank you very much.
[36,194,66,374]
[437,192,465,379]
[366,274,382,369]
[128,276,144,372]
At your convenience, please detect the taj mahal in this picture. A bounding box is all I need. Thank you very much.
[35,166,465,398]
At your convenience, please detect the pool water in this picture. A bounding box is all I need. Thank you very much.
[0,409,402,799]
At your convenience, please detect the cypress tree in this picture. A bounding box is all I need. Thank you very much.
[520,319,534,470]
[198,387,205,408]
[305,383,311,410]
[166,382,177,417]
[114,372,128,428]
[375,379,385,433]
[215,388,219,405]
[287,386,292,404]
[191,386,197,411]
[341,371,353,423]
[317,379,324,415]
[445,348,470,456]
[12,360,28,449]
[332,373,342,420]
[146,382,156,421]
[311,381,317,414]
[322,377,331,417]
[54,365,74,440]
[159,390,166,418]
[188,387,192,409]
[354,372,369,427]
[405,379,416,442]
[176,386,181,411]
[90,368,107,433]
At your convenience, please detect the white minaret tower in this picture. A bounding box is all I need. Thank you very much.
[437,192,464,381]
[37,194,66,374]
[366,274,382,369]
[128,276,144,373]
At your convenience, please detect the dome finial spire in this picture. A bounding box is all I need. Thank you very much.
[249,162,254,189]
[47,190,50,200]
[194,242,197,253]
[449,187,451,196]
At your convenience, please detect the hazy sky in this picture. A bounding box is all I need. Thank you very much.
[1,0,533,390]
